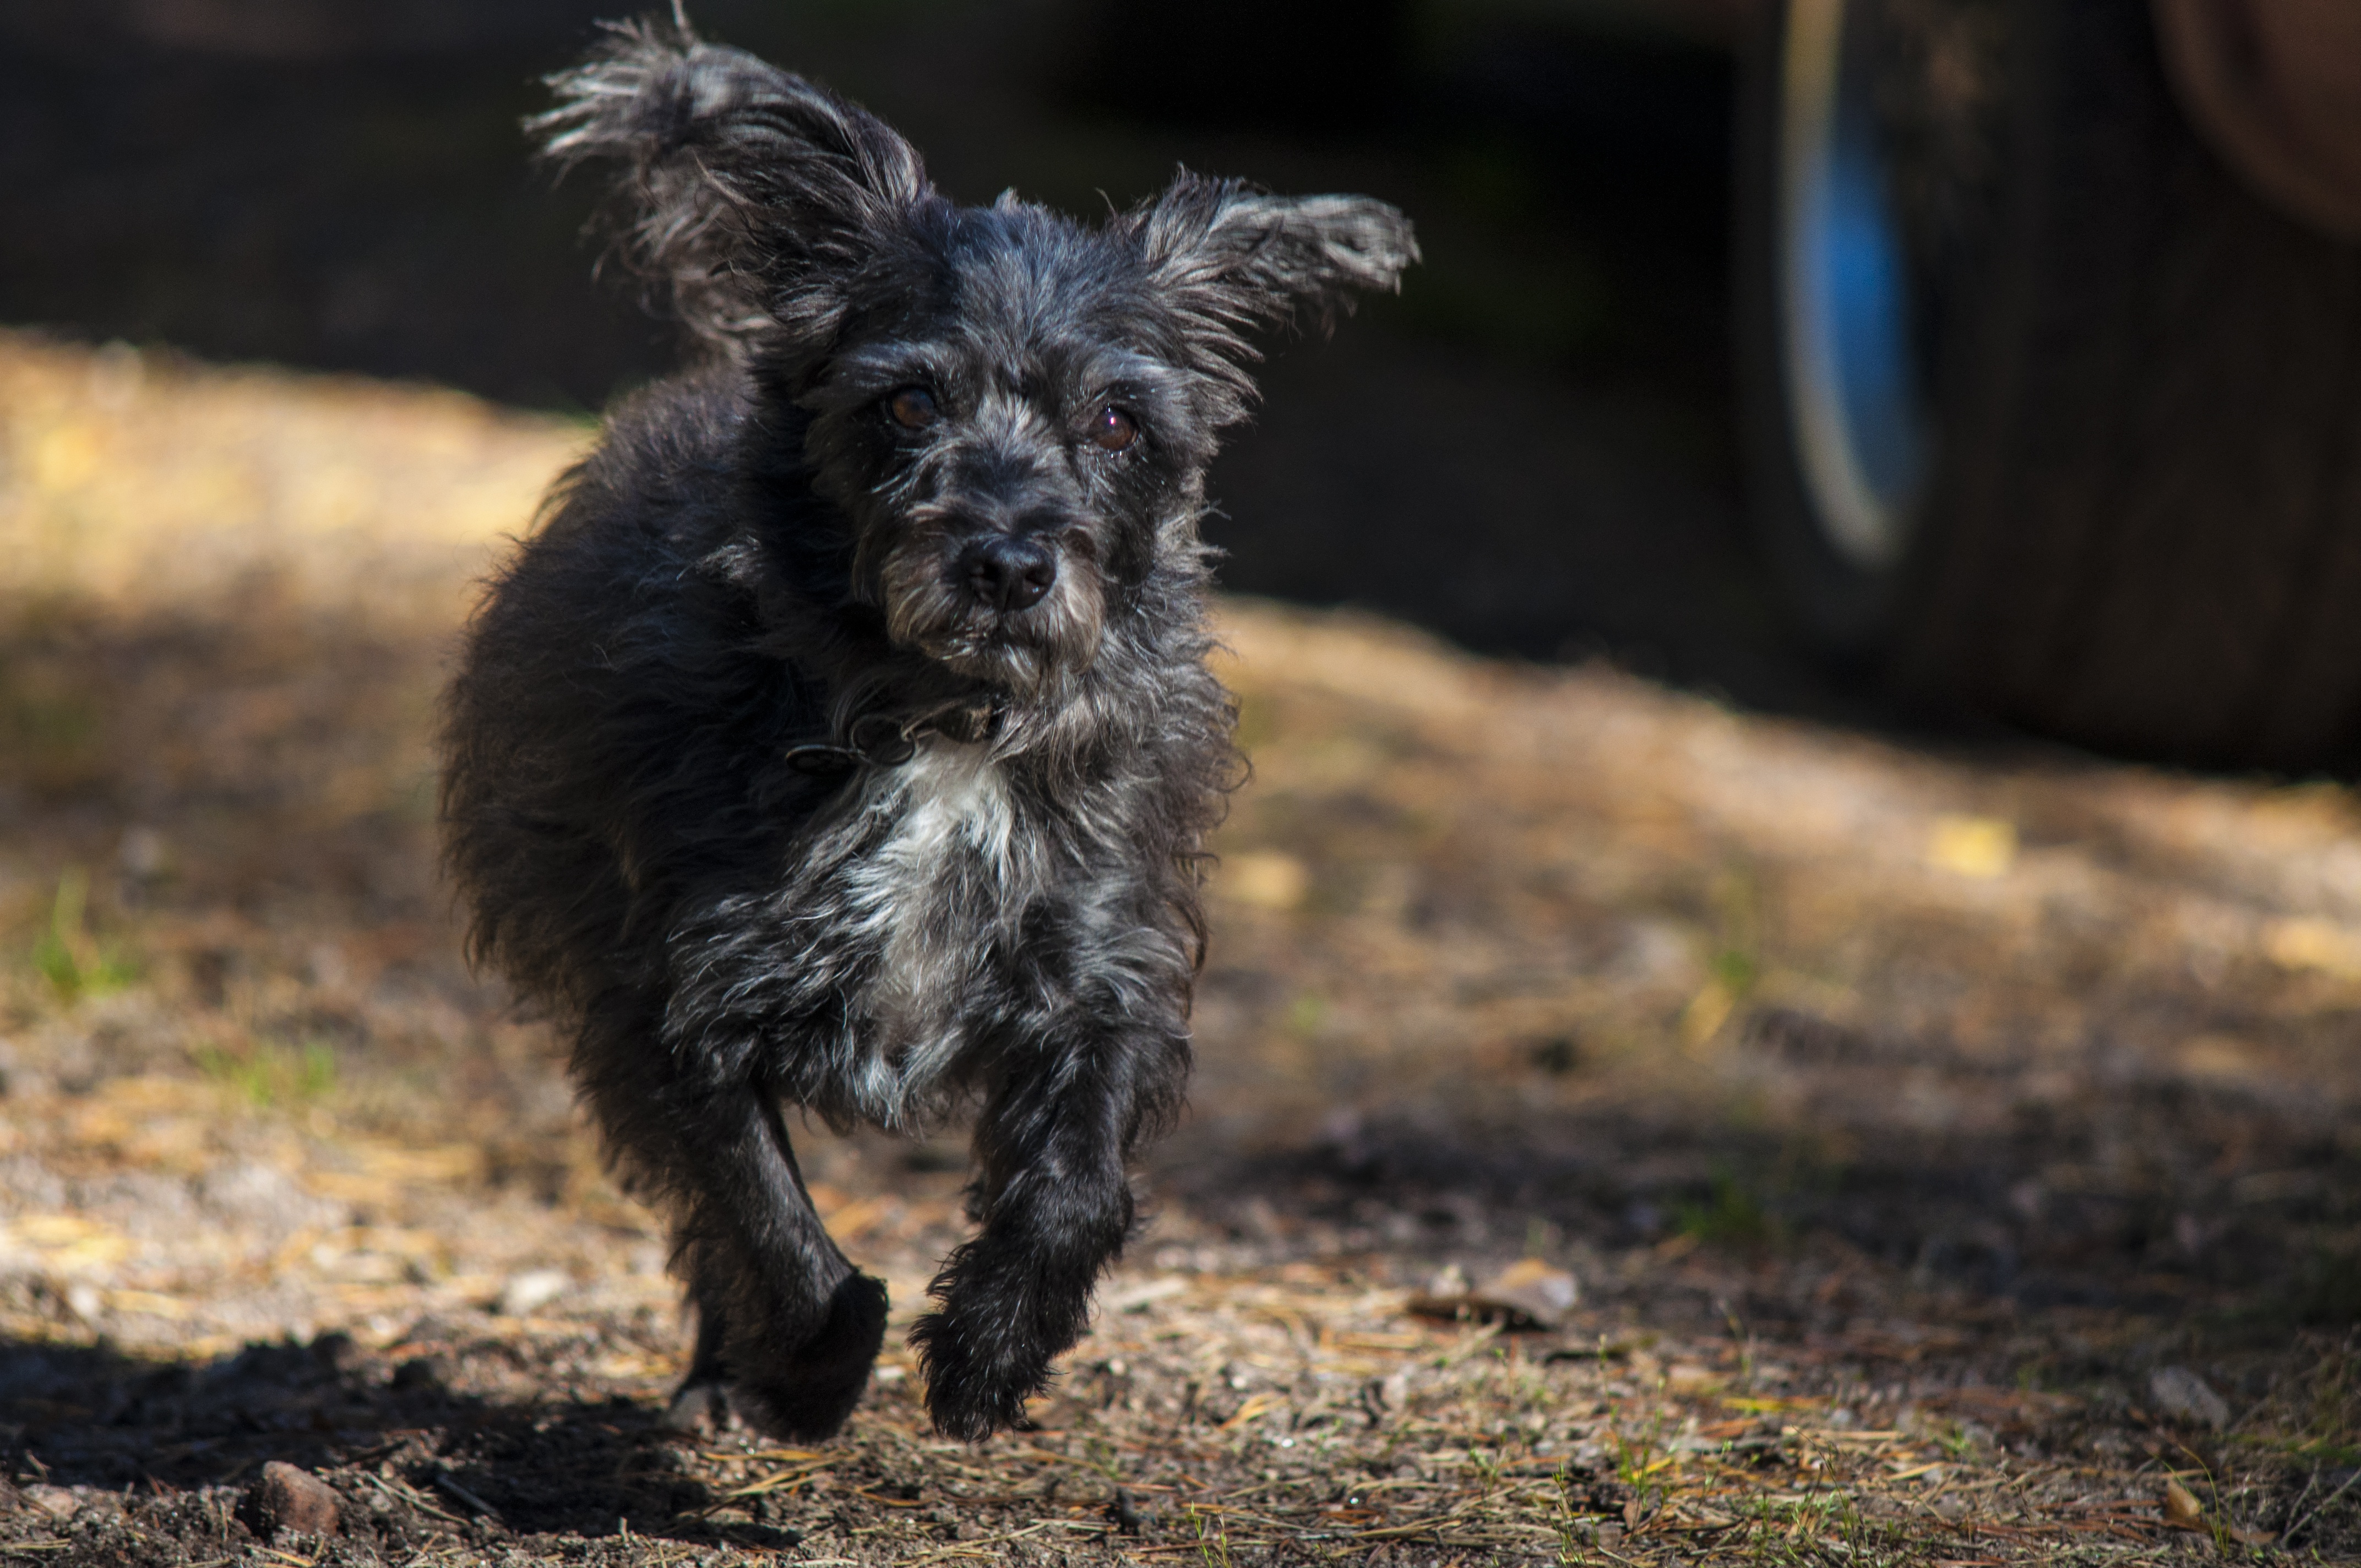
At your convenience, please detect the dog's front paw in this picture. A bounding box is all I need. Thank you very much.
[726,1270,890,1441]
[908,1309,1046,1442]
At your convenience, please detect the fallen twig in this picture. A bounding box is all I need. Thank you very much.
[429,1468,507,1526]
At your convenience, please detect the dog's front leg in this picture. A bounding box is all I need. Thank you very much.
[911,1019,1182,1441]
[664,1085,889,1439]
[576,1010,886,1440]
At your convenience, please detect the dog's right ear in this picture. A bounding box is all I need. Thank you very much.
[1124,171,1418,427]
[534,14,934,355]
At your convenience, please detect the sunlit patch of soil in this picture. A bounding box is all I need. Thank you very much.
[0,329,2354,1564]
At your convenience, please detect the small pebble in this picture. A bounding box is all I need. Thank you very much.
[250,1461,340,1538]
[22,1484,80,1521]
[2148,1366,2229,1430]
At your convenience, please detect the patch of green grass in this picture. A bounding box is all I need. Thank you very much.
[30,867,135,1004]
[1189,1504,1234,1568]
[1710,864,1764,977]
[1726,1490,1898,1564]
[2299,1339,2360,1456]
[1465,1444,1504,1498]
[1604,1413,1674,1526]
[1678,1168,1782,1250]
[1710,946,1760,995]
[192,1037,338,1110]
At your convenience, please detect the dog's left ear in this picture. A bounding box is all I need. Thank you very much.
[1125,172,1418,423]
[535,14,937,356]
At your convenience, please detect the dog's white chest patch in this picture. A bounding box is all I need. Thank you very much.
[877,743,1015,880]
[837,741,1021,1120]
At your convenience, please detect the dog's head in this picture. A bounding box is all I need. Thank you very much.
[537,18,1416,694]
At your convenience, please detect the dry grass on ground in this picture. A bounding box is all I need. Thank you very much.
[0,329,2355,1565]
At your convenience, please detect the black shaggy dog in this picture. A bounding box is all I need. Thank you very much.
[440,15,1415,1444]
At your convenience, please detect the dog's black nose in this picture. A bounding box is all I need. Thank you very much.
[961,536,1057,613]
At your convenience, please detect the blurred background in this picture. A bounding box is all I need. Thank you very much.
[0,0,1819,706]
[17,0,2360,771]
[23,0,2361,778]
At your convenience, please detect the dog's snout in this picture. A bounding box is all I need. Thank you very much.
[960,535,1057,613]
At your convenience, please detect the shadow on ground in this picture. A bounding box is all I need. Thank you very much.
[0,1330,769,1552]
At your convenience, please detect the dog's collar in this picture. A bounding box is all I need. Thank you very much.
[784,699,999,777]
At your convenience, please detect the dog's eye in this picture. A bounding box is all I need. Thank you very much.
[1089,406,1138,453]
[888,387,939,430]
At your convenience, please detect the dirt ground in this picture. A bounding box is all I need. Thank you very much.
[0,329,2354,1565]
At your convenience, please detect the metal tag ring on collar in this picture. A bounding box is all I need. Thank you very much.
[847,713,919,767]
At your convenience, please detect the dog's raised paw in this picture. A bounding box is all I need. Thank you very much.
[910,1310,1046,1442]
[921,1379,1036,1444]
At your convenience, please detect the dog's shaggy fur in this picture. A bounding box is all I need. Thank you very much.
[439,15,1415,1442]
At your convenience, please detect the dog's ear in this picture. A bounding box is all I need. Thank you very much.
[1127,171,1418,423]
[534,14,934,354]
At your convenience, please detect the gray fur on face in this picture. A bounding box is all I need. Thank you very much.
[440,12,1415,1446]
